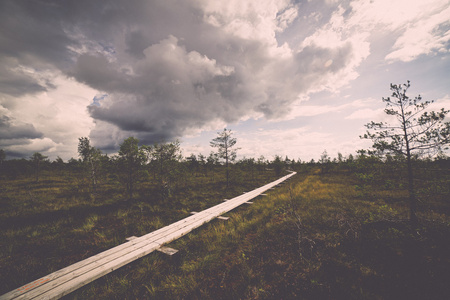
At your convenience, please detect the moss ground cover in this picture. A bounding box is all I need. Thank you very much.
[1,162,449,299]
[0,166,279,296]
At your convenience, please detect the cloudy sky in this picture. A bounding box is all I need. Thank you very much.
[1,0,449,161]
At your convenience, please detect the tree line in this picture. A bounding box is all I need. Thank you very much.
[1,81,449,225]
[0,129,304,200]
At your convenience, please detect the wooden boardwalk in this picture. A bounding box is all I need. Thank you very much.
[1,172,296,300]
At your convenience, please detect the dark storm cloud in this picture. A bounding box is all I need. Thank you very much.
[5,142,54,159]
[71,54,132,92]
[82,34,256,145]
[0,62,49,97]
[0,0,354,150]
[0,1,80,70]
[0,115,43,140]
[0,114,45,158]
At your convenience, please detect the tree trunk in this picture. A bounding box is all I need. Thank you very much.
[406,152,418,226]
[35,161,39,182]
[90,160,96,193]
[226,160,229,188]
[401,101,418,226]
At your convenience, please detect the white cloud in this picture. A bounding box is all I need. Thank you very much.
[347,0,435,30]
[345,108,380,120]
[346,0,450,62]
[238,127,329,159]
[283,98,373,120]
[287,104,346,118]
[385,5,450,61]
[0,72,97,159]
[298,0,450,90]
[7,138,58,157]
[299,5,371,93]
[236,126,366,161]
[200,0,295,43]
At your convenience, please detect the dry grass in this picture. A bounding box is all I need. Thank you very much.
[1,162,449,299]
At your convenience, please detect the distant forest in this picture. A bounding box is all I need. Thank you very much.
[1,135,449,203]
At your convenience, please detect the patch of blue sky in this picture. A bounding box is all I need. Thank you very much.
[91,94,108,107]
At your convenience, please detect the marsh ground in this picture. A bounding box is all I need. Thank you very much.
[1,161,449,299]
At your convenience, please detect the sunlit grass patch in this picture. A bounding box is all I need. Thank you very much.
[115,208,129,219]
[73,214,99,233]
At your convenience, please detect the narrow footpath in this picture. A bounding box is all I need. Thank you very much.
[1,171,296,300]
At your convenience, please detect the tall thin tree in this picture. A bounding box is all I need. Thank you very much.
[31,152,47,182]
[362,81,450,225]
[210,128,239,188]
[78,137,102,193]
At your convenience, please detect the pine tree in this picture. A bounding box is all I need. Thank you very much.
[362,81,450,225]
[210,129,239,188]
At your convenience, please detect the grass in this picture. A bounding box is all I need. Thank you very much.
[1,163,449,299]
[65,169,450,299]
[0,166,280,296]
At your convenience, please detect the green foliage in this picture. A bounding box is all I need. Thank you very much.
[210,128,239,187]
[210,128,238,162]
[77,137,104,193]
[362,81,450,156]
[30,152,48,182]
[361,81,450,225]
[355,172,374,183]
[145,140,182,199]
[319,149,331,173]
[271,155,285,176]
[117,137,147,200]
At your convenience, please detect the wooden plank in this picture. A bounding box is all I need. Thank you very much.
[216,216,229,220]
[24,242,161,300]
[3,199,246,298]
[1,171,297,300]
[0,216,208,299]
[9,211,219,299]
[156,247,179,256]
[5,241,161,300]
[126,236,138,241]
[17,243,161,299]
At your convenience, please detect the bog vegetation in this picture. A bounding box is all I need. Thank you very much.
[1,82,450,299]
[1,144,449,299]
